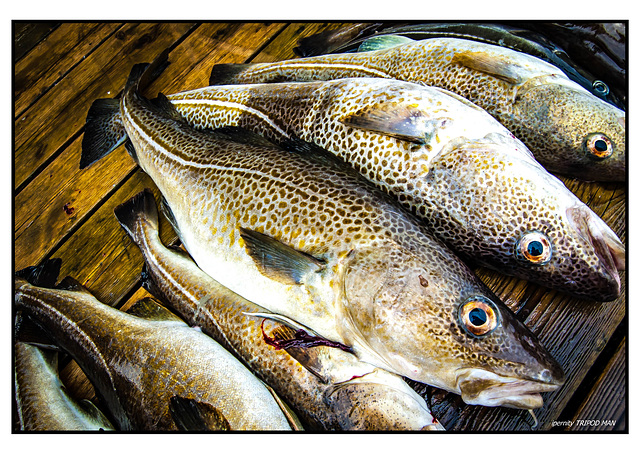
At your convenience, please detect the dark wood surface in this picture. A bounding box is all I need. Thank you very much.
[13,21,627,432]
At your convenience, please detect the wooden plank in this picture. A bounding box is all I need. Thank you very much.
[569,337,626,431]
[13,22,626,432]
[14,22,196,191]
[13,22,60,62]
[14,23,122,117]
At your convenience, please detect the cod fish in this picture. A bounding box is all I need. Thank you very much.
[209,36,626,182]
[82,63,564,410]
[294,22,623,108]
[115,189,443,430]
[14,261,294,431]
[115,77,625,301]
[14,341,115,431]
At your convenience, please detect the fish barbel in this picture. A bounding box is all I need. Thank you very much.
[83,63,564,409]
[208,36,626,182]
[115,188,444,430]
[146,77,624,301]
[14,261,294,431]
[14,341,115,431]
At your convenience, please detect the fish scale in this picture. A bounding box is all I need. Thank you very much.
[88,63,566,410]
[14,266,293,431]
[164,77,624,301]
[208,37,626,183]
[114,188,444,430]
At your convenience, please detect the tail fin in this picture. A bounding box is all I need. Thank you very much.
[113,188,159,244]
[209,63,255,85]
[80,99,127,169]
[15,258,62,288]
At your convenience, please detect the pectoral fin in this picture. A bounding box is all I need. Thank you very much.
[451,50,525,85]
[340,104,434,145]
[239,227,325,285]
[169,396,231,431]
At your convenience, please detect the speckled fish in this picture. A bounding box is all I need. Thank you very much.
[294,22,624,108]
[82,63,565,410]
[209,36,626,182]
[114,189,443,430]
[14,341,115,431]
[14,260,294,431]
[82,75,624,301]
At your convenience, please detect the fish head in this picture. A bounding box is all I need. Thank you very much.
[425,135,625,301]
[339,243,564,409]
[511,75,626,181]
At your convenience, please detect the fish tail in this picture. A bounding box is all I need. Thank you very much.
[15,258,62,288]
[113,188,159,245]
[80,98,127,169]
[209,63,256,85]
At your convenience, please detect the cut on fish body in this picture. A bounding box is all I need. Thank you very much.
[115,188,443,430]
[81,63,565,411]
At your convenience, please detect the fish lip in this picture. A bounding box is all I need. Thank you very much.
[566,206,625,299]
[455,368,564,409]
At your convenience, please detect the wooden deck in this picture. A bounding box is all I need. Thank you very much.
[13,22,627,432]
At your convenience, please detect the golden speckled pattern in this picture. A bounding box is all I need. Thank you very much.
[166,78,624,300]
[115,189,441,430]
[213,37,625,182]
[118,72,565,409]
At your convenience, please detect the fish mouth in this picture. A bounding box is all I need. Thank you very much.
[566,206,625,299]
[456,368,564,410]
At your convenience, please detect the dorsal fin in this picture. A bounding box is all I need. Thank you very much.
[450,50,525,85]
[126,297,185,323]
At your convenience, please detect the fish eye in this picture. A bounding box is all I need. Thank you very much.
[592,80,610,96]
[583,133,613,160]
[516,231,552,265]
[458,296,499,337]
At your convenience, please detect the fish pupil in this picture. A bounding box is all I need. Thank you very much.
[594,140,608,152]
[527,241,544,257]
[469,308,487,326]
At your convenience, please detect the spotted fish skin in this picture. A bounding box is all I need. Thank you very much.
[106,64,564,410]
[209,37,626,182]
[115,188,443,430]
[165,78,624,301]
[14,342,115,431]
[14,271,293,431]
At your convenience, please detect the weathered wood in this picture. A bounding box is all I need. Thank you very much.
[14,22,196,190]
[13,22,627,432]
[569,337,626,431]
[14,23,122,117]
[13,22,60,62]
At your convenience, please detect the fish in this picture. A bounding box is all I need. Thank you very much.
[294,22,624,108]
[14,341,115,431]
[114,188,444,430]
[208,36,626,182]
[81,63,565,410]
[14,260,295,431]
[82,75,624,301]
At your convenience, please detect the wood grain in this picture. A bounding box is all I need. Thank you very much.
[13,22,627,432]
